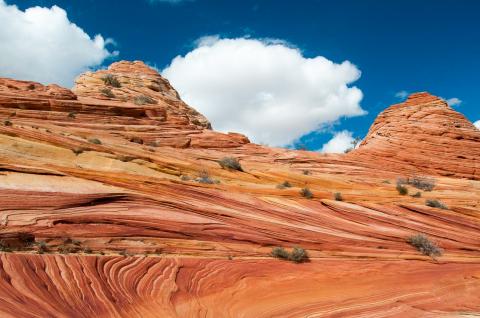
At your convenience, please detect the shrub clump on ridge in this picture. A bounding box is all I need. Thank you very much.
[134,95,157,105]
[300,187,313,199]
[271,246,309,263]
[406,233,442,257]
[218,157,243,171]
[102,74,121,88]
[425,199,448,210]
[277,181,292,189]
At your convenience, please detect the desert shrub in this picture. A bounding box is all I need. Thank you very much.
[302,170,311,175]
[409,176,435,191]
[134,95,157,105]
[271,246,309,263]
[88,138,102,145]
[398,176,435,191]
[180,175,191,181]
[411,191,422,198]
[344,148,353,153]
[4,120,12,126]
[426,199,448,210]
[72,148,85,156]
[102,74,121,88]
[271,247,289,260]
[58,244,78,254]
[300,187,313,199]
[277,181,292,189]
[83,247,93,254]
[218,157,243,171]
[0,240,12,252]
[197,170,215,184]
[129,136,144,144]
[396,182,408,195]
[407,234,442,257]
[18,232,35,247]
[100,87,115,98]
[334,192,343,201]
[67,111,76,119]
[37,241,48,254]
[289,247,309,263]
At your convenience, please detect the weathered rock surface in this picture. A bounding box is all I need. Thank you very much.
[0,62,479,317]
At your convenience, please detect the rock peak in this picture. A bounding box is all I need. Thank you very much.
[353,91,480,179]
[402,91,449,108]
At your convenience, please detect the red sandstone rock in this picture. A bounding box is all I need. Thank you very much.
[0,62,479,317]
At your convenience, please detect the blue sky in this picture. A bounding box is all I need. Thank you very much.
[2,0,480,150]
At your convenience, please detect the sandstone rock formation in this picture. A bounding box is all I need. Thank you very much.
[0,61,479,317]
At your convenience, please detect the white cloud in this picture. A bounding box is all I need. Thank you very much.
[474,120,480,129]
[395,90,409,99]
[0,1,116,87]
[444,97,462,107]
[162,36,365,146]
[320,130,354,153]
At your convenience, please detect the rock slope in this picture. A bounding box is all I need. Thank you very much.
[0,61,479,317]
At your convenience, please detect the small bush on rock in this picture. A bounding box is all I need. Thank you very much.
[396,183,408,195]
[334,192,343,201]
[277,181,292,189]
[134,95,157,105]
[88,138,102,145]
[426,199,448,210]
[407,234,442,257]
[100,88,115,98]
[102,74,121,88]
[300,187,313,199]
[218,157,243,171]
[271,246,309,263]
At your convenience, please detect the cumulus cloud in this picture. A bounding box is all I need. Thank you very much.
[0,1,116,87]
[163,36,365,146]
[395,90,409,99]
[320,130,355,153]
[474,120,480,129]
[444,97,462,107]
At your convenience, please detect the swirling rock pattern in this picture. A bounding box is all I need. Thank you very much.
[0,62,479,317]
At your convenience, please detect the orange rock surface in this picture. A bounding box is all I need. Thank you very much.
[0,61,479,317]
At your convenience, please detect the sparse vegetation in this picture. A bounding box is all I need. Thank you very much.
[102,74,121,88]
[334,192,343,201]
[218,157,243,171]
[196,170,216,184]
[180,175,191,181]
[0,240,12,252]
[88,138,102,145]
[83,247,93,254]
[302,170,311,175]
[37,241,48,254]
[72,148,85,156]
[68,111,76,119]
[277,181,292,189]
[398,176,435,192]
[407,234,442,257]
[134,95,157,105]
[300,187,313,199]
[396,181,408,195]
[100,87,115,98]
[426,199,448,210]
[411,191,422,198]
[289,247,309,263]
[4,120,12,126]
[271,246,309,263]
[129,136,144,144]
[271,247,290,260]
